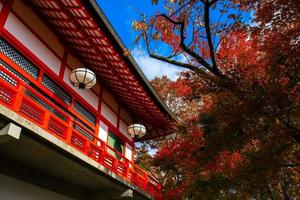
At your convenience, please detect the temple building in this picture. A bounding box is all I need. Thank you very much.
[0,0,175,199]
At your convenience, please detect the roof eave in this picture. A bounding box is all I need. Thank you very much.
[84,0,177,123]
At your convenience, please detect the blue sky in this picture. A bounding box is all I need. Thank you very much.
[96,1,252,81]
[97,0,183,80]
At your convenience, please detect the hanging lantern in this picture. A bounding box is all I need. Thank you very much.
[127,124,146,139]
[69,68,96,89]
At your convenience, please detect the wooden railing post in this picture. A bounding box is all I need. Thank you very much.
[99,143,105,165]
[143,175,149,190]
[85,139,91,155]
[66,119,73,145]
[42,111,51,130]
[112,159,118,173]
[124,160,130,179]
[13,85,25,112]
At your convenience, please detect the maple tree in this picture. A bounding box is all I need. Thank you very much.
[135,76,201,190]
[133,0,299,199]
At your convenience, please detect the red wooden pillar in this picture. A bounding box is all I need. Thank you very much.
[0,0,13,32]
[13,85,25,112]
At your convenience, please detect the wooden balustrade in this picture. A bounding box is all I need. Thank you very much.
[0,63,162,199]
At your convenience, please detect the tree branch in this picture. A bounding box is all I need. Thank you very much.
[203,2,219,74]
[148,52,215,82]
[169,0,196,18]
[159,14,222,77]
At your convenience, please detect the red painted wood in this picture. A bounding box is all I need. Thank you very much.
[24,0,173,141]
[1,29,98,121]
[100,115,133,146]
[0,43,157,194]
[117,105,120,132]
[0,0,13,30]
[1,24,136,160]
[0,1,164,196]
[59,49,68,79]
[0,30,96,128]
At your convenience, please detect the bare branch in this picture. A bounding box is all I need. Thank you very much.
[203,2,219,73]
[148,52,216,82]
[159,14,220,75]
[150,52,197,73]
[169,0,196,18]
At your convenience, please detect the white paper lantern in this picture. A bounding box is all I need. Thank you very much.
[69,68,96,89]
[127,124,146,139]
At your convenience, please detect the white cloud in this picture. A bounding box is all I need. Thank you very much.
[131,48,184,81]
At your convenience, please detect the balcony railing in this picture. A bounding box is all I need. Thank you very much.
[0,57,162,200]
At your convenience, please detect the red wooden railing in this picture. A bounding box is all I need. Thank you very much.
[0,62,162,200]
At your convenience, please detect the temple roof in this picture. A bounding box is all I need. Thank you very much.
[28,0,176,140]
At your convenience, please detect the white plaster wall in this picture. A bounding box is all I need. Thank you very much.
[119,119,132,141]
[0,173,74,200]
[102,90,118,112]
[98,121,108,144]
[125,143,133,161]
[4,12,61,75]
[120,108,133,125]
[101,103,117,127]
[63,67,99,110]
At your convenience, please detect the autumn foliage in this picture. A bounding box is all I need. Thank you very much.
[134,0,299,199]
